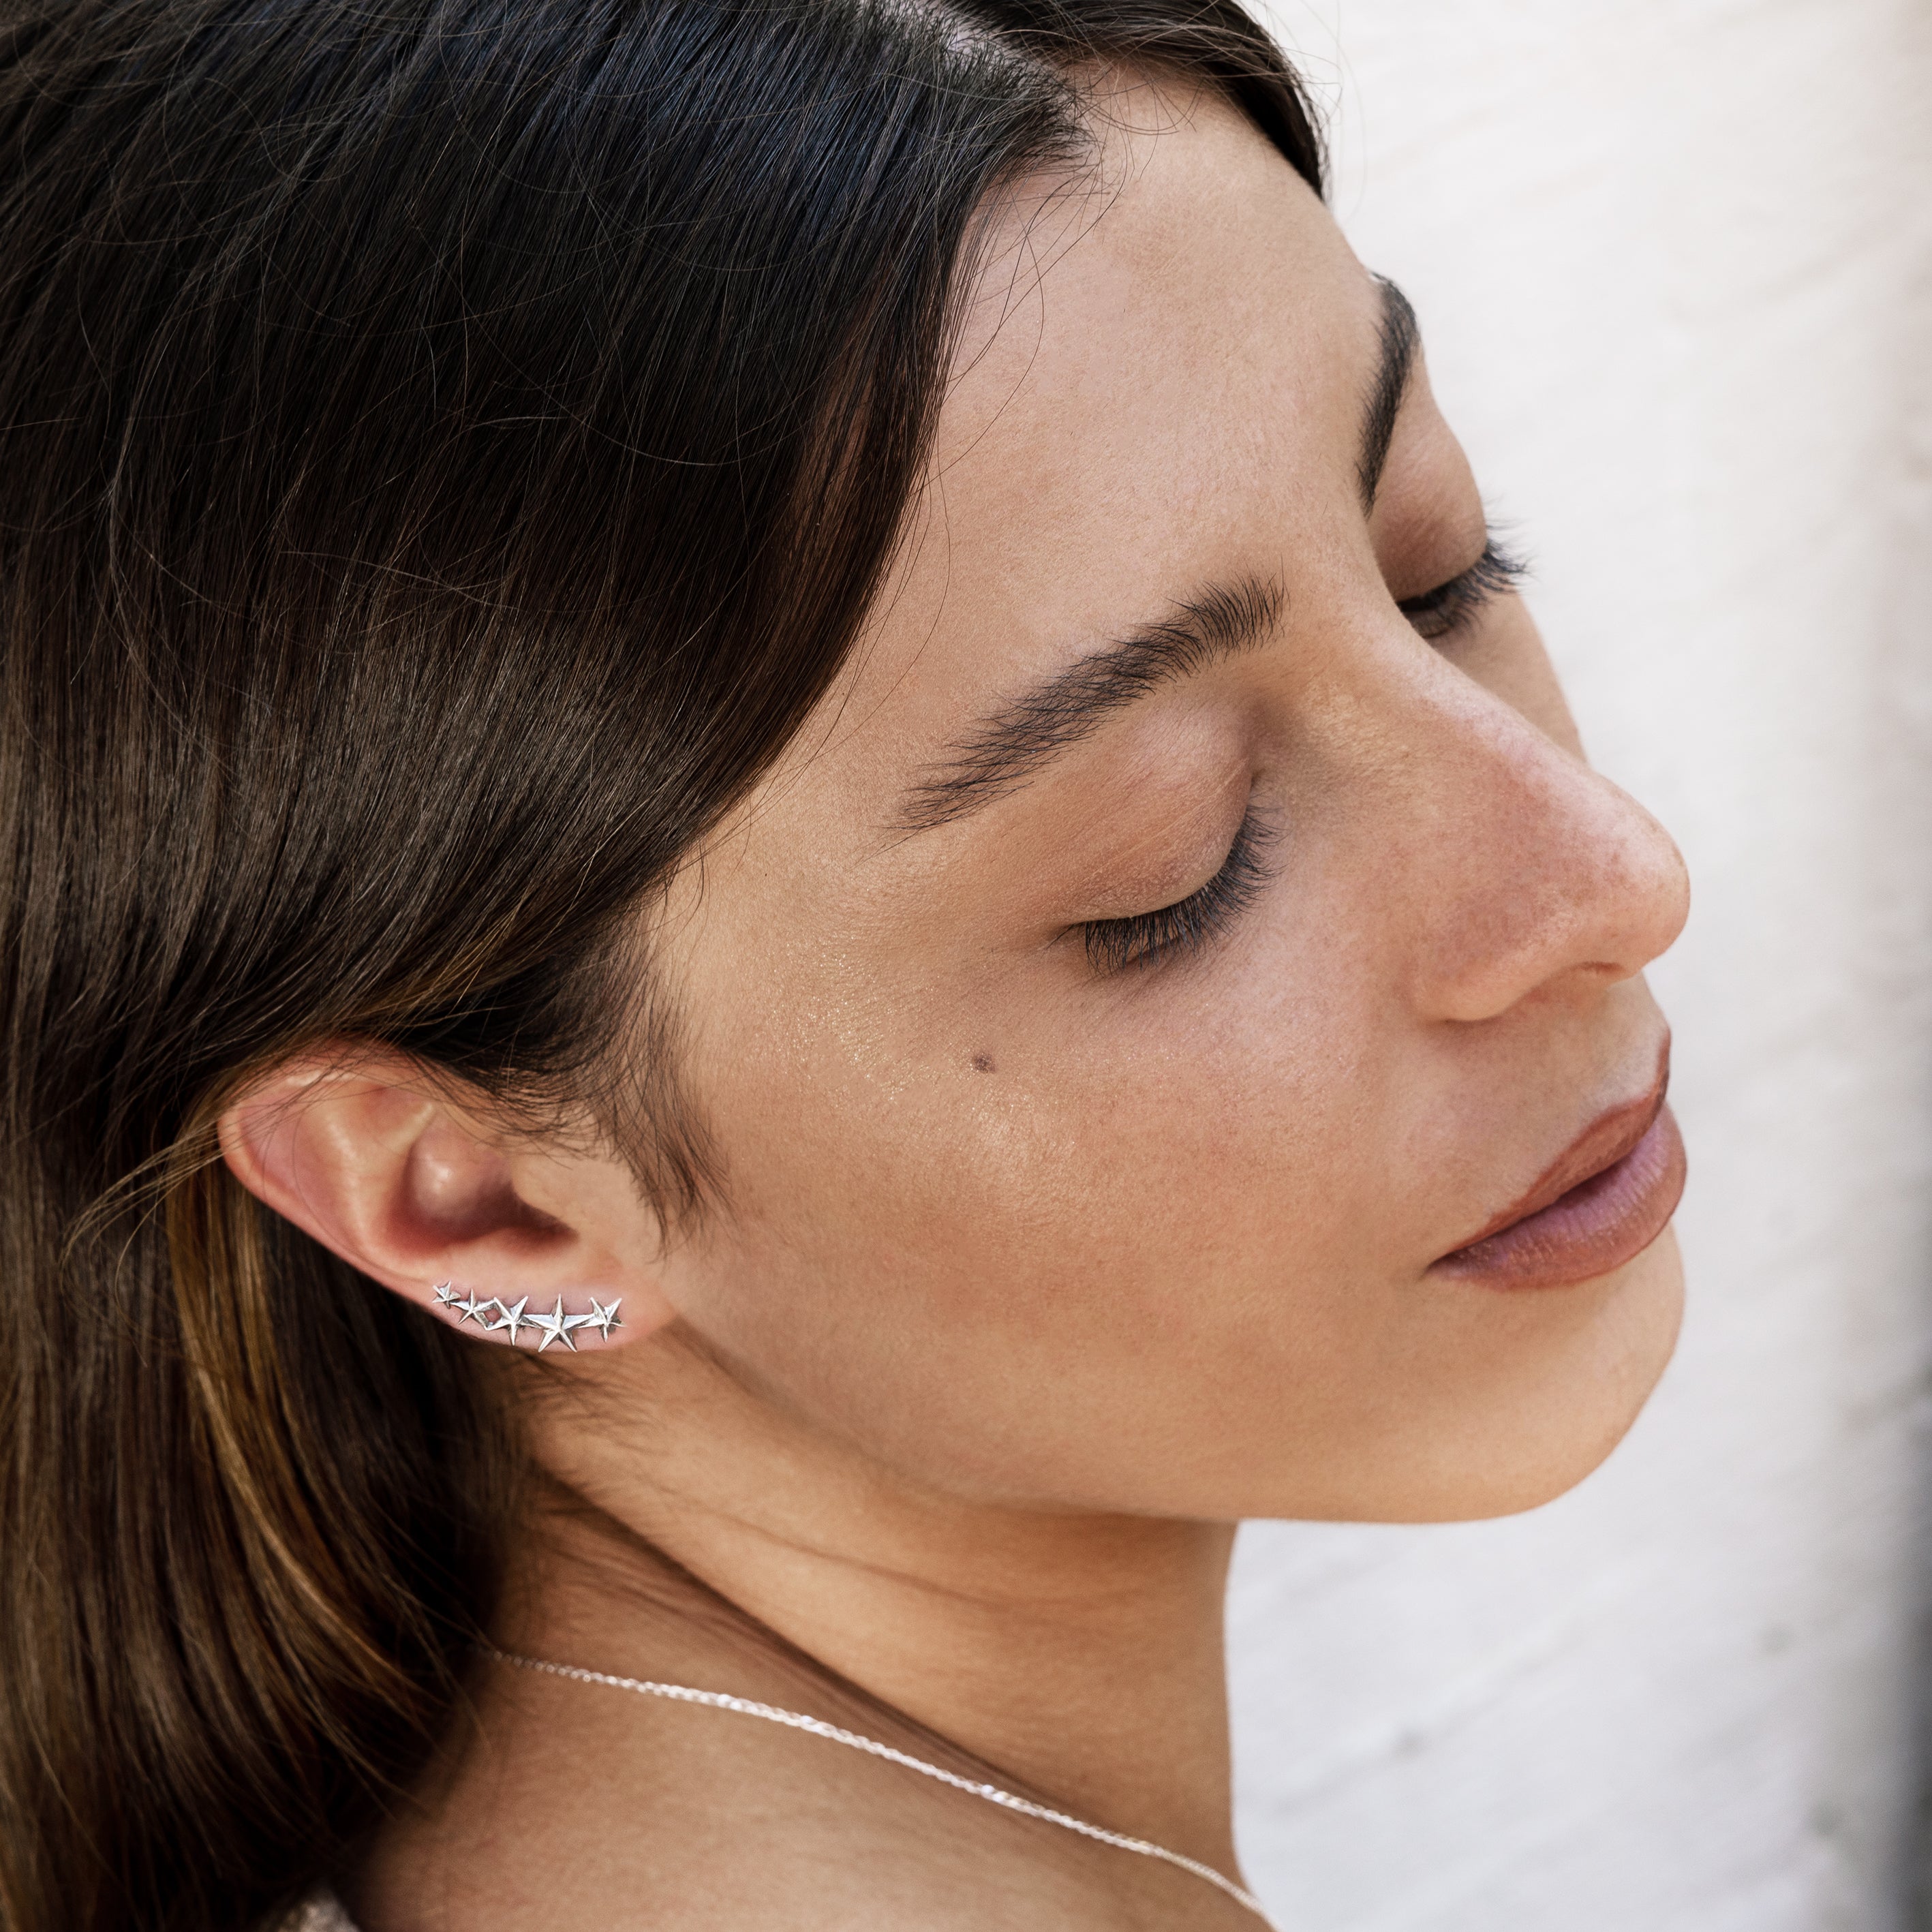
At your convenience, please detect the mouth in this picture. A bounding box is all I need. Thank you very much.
[1430,1049,1686,1291]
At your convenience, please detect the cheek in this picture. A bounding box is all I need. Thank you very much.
[691,915,1379,1297]
[669,906,1419,1489]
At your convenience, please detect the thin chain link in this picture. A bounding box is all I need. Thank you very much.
[487,1649,1277,1926]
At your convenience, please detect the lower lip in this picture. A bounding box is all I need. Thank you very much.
[1430,1106,1687,1291]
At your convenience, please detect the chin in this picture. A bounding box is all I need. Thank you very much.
[1414,1224,1686,1524]
[1240,1226,1687,1529]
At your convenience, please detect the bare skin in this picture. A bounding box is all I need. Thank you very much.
[224,74,1689,1931]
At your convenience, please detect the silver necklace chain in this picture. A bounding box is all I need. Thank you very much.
[488,1649,1277,1926]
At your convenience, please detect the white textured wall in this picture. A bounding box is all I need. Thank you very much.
[1227,5,1932,1928]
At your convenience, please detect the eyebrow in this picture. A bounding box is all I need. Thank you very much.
[898,578,1282,831]
[1357,275,1421,512]
[897,279,1419,835]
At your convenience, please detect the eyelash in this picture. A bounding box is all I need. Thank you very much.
[1397,536,1529,641]
[1082,809,1278,974]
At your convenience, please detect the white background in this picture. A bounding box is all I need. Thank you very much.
[1226,5,1932,1929]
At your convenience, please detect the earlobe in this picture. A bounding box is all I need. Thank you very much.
[216,1047,672,1352]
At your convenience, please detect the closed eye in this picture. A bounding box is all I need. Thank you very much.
[1080,808,1278,974]
[1398,534,1529,643]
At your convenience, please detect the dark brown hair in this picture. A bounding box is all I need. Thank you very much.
[0,3,1319,1926]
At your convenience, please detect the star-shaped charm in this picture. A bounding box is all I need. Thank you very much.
[489,1296,530,1345]
[583,1296,622,1342]
[528,1296,594,1353]
[454,1291,496,1327]
[431,1282,459,1315]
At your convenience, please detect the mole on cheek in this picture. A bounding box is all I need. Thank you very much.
[970,1052,996,1074]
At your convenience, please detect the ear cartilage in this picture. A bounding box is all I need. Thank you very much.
[427,1283,622,1349]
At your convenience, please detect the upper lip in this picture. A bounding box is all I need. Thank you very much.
[1438,1043,1672,1259]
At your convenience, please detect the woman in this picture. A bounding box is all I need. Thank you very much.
[0,1,1690,1927]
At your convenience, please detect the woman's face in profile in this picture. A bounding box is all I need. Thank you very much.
[604,76,1690,1527]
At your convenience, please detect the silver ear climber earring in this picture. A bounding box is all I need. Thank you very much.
[429,1283,622,1349]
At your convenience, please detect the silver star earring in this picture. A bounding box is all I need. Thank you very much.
[527,1295,594,1352]
[429,1283,620,1349]
[431,1281,500,1327]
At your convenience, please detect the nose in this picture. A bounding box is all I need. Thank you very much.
[1396,678,1689,1026]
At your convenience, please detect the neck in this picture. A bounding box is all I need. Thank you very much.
[515,1330,1242,1876]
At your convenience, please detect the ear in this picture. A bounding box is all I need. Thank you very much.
[216,1046,677,1353]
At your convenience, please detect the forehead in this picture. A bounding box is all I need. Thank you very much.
[783,78,1376,818]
